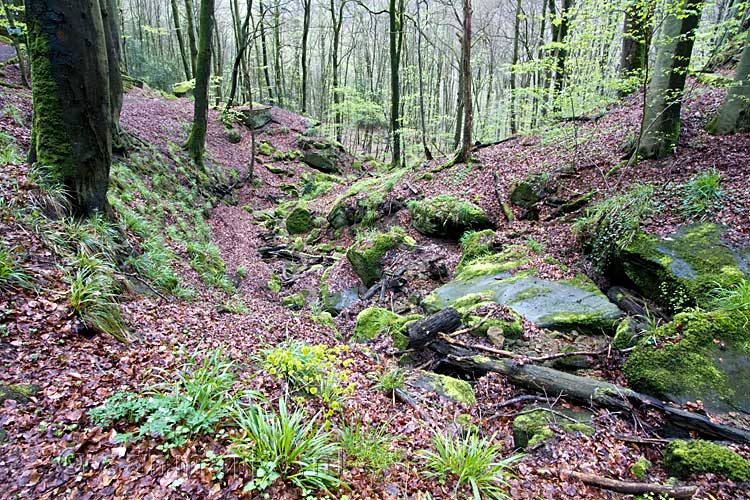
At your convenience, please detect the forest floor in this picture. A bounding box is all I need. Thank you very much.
[1,45,749,499]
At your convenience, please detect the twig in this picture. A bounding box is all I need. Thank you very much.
[119,272,168,301]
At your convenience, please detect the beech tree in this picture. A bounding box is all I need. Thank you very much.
[707,29,750,135]
[185,0,216,164]
[637,0,704,160]
[26,0,113,216]
[620,0,655,82]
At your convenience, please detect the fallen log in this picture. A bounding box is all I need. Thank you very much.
[553,470,697,498]
[444,352,750,444]
[407,308,461,349]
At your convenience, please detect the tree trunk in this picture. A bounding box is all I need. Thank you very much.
[224,0,253,112]
[272,1,283,107]
[184,0,199,75]
[415,0,432,160]
[389,0,404,168]
[329,0,344,143]
[510,0,522,134]
[258,0,273,101]
[620,0,655,83]
[185,0,215,164]
[637,0,704,160]
[301,0,312,113]
[706,29,750,134]
[459,0,473,161]
[26,0,112,216]
[101,0,125,151]
[171,0,193,80]
[0,0,29,87]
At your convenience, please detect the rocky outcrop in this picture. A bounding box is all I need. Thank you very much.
[408,195,494,239]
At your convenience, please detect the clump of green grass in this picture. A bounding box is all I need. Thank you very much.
[421,432,521,500]
[374,365,406,403]
[681,168,725,220]
[230,398,344,496]
[340,420,402,473]
[707,278,750,312]
[0,246,32,291]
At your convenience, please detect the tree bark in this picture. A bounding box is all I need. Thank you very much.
[300,0,312,113]
[406,308,461,349]
[26,0,112,217]
[388,0,404,168]
[184,0,199,75]
[101,0,125,151]
[185,0,215,164]
[620,0,655,83]
[637,0,704,160]
[706,29,750,134]
[510,0,522,134]
[0,0,29,87]
[459,0,473,161]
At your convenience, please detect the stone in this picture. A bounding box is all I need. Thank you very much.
[509,172,553,209]
[414,371,476,405]
[408,195,494,239]
[346,227,414,286]
[172,80,194,98]
[512,407,594,449]
[663,440,750,481]
[614,223,749,309]
[353,307,422,349]
[235,104,272,129]
[0,383,40,405]
[286,206,314,235]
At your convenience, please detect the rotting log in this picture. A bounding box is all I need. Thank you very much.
[545,470,697,498]
[444,352,750,444]
[407,308,462,349]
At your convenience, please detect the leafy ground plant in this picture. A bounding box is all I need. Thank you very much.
[340,419,402,473]
[90,348,242,449]
[421,431,521,500]
[0,246,32,291]
[230,398,344,497]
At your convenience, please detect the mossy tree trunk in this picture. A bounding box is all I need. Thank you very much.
[706,29,750,135]
[458,0,473,162]
[388,0,404,168]
[184,0,199,75]
[171,0,193,80]
[26,0,113,217]
[637,0,704,160]
[185,0,215,165]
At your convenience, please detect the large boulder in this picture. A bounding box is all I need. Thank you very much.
[623,306,750,414]
[408,195,494,239]
[614,223,749,309]
[298,137,344,174]
[663,440,750,481]
[509,172,555,208]
[286,206,314,235]
[423,248,622,334]
[236,104,273,129]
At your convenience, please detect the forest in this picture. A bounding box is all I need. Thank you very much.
[0,0,749,498]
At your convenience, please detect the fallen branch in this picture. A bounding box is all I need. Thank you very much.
[438,334,616,363]
[562,470,697,499]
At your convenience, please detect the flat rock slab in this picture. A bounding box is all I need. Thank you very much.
[425,274,622,333]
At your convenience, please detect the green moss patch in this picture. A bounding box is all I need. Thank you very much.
[408,195,493,239]
[352,307,422,349]
[414,371,476,405]
[663,440,750,481]
[512,408,594,449]
[346,227,414,286]
[286,206,314,235]
[623,306,750,413]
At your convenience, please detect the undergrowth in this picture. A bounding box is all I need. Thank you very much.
[680,168,725,220]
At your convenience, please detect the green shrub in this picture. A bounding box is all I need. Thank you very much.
[230,399,344,496]
[681,168,724,220]
[573,184,654,271]
[261,340,354,411]
[421,432,521,500]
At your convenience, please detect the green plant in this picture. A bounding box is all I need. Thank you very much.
[525,237,545,254]
[421,432,520,500]
[261,340,354,410]
[66,258,127,341]
[340,419,401,473]
[0,246,32,291]
[374,365,405,403]
[707,278,750,318]
[221,297,248,314]
[2,103,25,125]
[127,236,179,292]
[187,241,235,294]
[236,265,247,281]
[230,399,344,497]
[573,184,654,271]
[90,348,242,449]
[681,168,724,220]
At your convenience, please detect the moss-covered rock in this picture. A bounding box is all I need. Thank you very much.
[0,383,40,405]
[286,206,314,235]
[623,306,750,413]
[352,307,422,348]
[663,440,750,481]
[224,127,242,144]
[630,457,652,479]
[408,195,494,239]
[282,293,305,310]
[346,227,415,286]
[509,172,553,208]
[512,408,594,449]
[258,141,275,156]
[172,79,195,97]
[414,371,476,405]
[236,104,272,129]
[458,229,500,270]
[616,223,748,310]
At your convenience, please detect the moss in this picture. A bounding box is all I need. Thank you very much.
[28,23,75,181]
[282,293,305,310]
[420,372,476,405]
[458,229,498,269]
[286,206,314,235]
[622,224,746,309]
[663,440,750,481]
[450,291,496,316]
[0,383,40,405]
[537,310,618,332]
[257,141,275,156]
[408,195,493,239]
[455,247,531,281]
[559,273,602,294]
[172,80,195,96]
[466,316,524,339]
[623,306,750,408]
[267,274,282,293]
[630,457,652,479]
[513,409,593,449]
[613,317,637,349]
[352,307,422,348]
[507,286,552,304]
[346,227,414,286]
